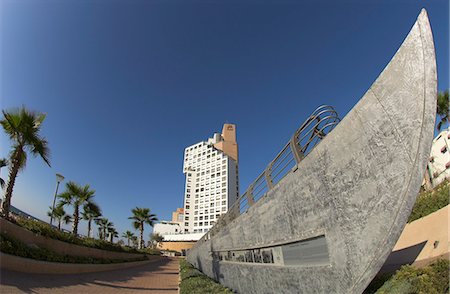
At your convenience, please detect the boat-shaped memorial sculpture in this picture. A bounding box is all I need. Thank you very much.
[187,9,437,294]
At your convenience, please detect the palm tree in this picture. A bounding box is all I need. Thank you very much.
[108,227,119,243]
[97,226,104,240]
[96,217,113,241]
[437,90,449,131]
[82,202,102,238]
[122,230,135,247]
[58,182,95,236]
[0,158,8,189]
[128,207,158,249]
[47,205,71,230]
[0,107,50,219]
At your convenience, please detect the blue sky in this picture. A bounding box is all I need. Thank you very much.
[1,0,448,240]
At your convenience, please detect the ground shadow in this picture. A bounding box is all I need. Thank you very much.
[378,240,427,273]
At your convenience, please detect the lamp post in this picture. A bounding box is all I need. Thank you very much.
[50,173,65,226]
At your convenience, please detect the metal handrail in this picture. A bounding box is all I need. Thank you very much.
[198,105,340,244]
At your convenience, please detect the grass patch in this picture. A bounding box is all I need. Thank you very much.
[0,233,147,264]
[372,259,449,294]
[408,180,449,223]
[179,259,233,294]
[10,216,141,254]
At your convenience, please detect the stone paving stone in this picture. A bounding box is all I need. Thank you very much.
[0,256,180,293]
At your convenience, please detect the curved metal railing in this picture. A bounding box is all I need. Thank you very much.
[199,105,340,244]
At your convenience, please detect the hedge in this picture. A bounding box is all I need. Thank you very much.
[0,233,147,264]
[408,180,449,223]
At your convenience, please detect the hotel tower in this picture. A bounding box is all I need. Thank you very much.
[182,124,239,233]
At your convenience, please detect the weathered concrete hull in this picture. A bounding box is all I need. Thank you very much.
[187,9,437,294]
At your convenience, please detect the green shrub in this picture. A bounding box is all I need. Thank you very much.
[11,217,140,254]
[0,233,147,264]
[179,259,233,294]
[408,180,449,223]
[374,259,449,294]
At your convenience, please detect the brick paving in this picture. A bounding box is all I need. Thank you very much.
[0,257,179,294]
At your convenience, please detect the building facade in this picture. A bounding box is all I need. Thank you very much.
[425,127,450,188]
[182,124,239,233]
[171,208,184,225]
[153,221,181,236]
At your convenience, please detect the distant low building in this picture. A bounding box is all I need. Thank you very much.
[157,232,204,255]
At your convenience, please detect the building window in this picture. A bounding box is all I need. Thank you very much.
[441,146,447,154]
[185,222,189,226]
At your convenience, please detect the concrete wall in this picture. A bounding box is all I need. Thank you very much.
[381,205,449,272]
[0,253,160,274]
[187,10,437,294]
[0,218,145,260]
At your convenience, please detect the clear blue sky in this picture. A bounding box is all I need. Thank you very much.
[1,0,448,239]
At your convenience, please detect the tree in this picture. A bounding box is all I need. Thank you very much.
[131,235,139,248]
[82,202,102,238]
[58,182,95,236]
[1,107,50,219]
[97,226,104,240]
[122,230,135,247]
[150,233,164,249]
[108,227,119,243]
[117,239,125,246]
[47,205,71,230]
[96,217,113,241]
[0,158,8,189]
[128,207,158,249]
[437,90,449,131]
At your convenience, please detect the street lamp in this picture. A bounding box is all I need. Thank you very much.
[50,173,65,226]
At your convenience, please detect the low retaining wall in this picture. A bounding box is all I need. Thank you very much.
[380,205,449,272]
[0,218,144,260]
[0,252,160,274]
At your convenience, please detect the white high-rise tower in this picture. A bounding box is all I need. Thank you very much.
[182,124,239,233]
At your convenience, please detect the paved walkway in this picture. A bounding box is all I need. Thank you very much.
[0,257,179,293]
